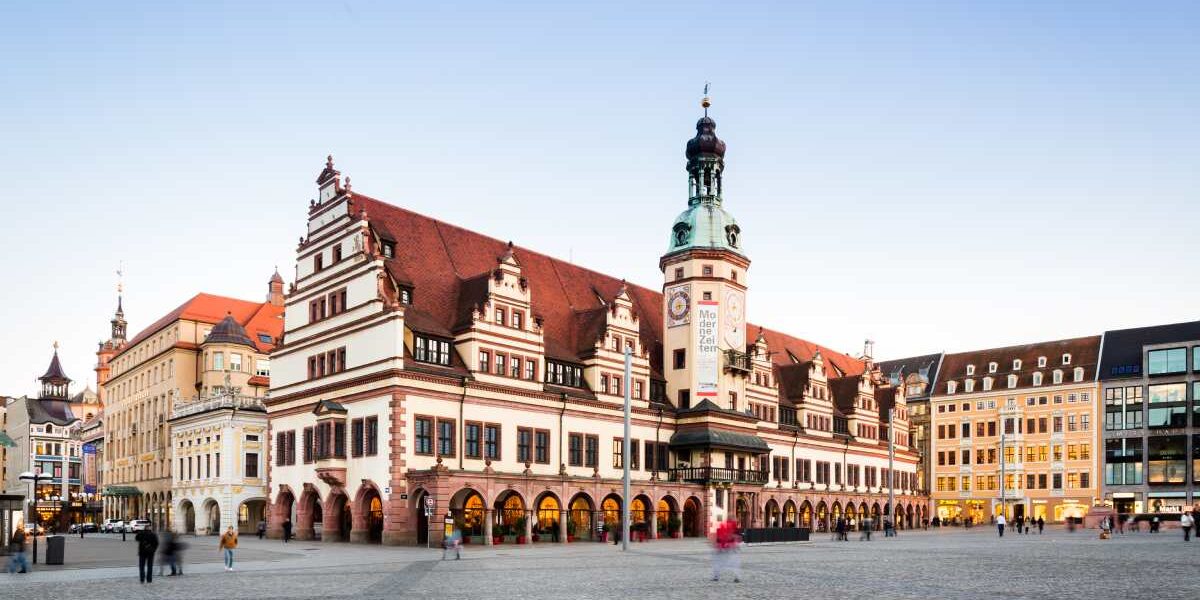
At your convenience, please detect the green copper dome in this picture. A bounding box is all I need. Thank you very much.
[667,203,743,256]
[664,112,744,257]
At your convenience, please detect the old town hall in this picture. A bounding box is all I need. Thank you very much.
[265,100,923,545]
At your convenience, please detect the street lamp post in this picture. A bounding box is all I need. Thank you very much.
[19,471,52,565]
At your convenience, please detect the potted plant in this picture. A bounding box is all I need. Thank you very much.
[566,519,577,543]
[668,516,682,538]
[514,516,527,544]
[492,523,505,545]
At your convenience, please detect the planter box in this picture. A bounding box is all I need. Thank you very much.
[492,536,503,544]
[516,536,527,545]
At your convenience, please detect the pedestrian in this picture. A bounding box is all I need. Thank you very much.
[1037,516,1044,534]
[135,524,159,584]
[80,522,86,539]
[1116,514,1125,535]
[282,518,293,543]
[219,525,238,572]
[550,519,559,543]
[7,524,29,574]
[159,530,179,577]
[442,528,462,560]
[996,513,1006,537]
[711,516,741,583]
[1151,516,1159,533]
[1181,512,1194,542]
[861,517,873,541]
[835,517,846,541]
[257,519,266,540]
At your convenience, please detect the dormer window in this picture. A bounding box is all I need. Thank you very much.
[1012,359,1022,370]
[1073,367,1084,382]
[413,334,451,366]
[1032,372,1043,386]
[964,379,975,393]
[399,288,412,305]
[1053,370,1063,385]
[988,362,997,374]
[382,242,395,258]
[1062,353,1071,365]
[511,311,522,330]
[982,377,993,391]
[947,381,957,394]
[1037,356,1047,368]
[966,365,975,376]
[1007,374,1017,389]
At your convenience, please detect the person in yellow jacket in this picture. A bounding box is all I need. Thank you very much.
[219,526,238,572]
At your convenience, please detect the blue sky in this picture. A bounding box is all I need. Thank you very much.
[1,1,1197,395]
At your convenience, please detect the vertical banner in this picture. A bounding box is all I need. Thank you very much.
[696,300,719,397]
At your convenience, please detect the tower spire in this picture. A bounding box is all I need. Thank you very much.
[111,265,127,341]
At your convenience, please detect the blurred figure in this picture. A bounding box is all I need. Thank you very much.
[257,519,267,540]
[135,524,159,584]
[7,523,29,574]
[158,530,182,576]
[282,518,293,543]
[711,516,741,583]
[442,528,462,560]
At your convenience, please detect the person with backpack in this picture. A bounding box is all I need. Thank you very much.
[219,526,238,572]
[135,524,159,583]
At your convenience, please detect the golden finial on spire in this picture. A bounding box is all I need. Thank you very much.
[701,82,711,116]
[53,340,59,351]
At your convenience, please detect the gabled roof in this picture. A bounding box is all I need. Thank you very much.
[934,336,1102,396]
[354,194,865,380]
[1099,320,1200,380]
[119,292,283,358]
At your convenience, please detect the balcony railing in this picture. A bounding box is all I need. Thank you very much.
[724,350,752,374]
[172,394,266,420]
[667,467,768,484]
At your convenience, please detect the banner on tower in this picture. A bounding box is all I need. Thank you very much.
[696,300,719,397]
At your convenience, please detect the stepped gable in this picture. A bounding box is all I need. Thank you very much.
[353,194,865,381]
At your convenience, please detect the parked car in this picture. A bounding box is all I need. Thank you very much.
[102,519,125,533]
[129,519,152,532]
[69,522,99,533]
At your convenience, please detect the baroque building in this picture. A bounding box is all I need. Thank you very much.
[878,353,943,497]
[100,279,284,529]
[266,102,922,546]
[930,336,1102,524]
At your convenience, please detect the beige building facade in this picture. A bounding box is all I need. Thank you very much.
[930,336,1102,524]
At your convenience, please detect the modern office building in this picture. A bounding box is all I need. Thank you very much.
[1098,320,1200,518]
[930,336,1102,524]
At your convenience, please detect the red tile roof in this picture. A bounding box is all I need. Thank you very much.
[353,194,865,380]
[933,335,1102,396]
[118,293,284,359]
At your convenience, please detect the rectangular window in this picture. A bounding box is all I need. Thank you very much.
[585,434,599,468]
[351,418,364,457]
[535,429,550,464]
[1148,348,1187,375]
[673,349,686,369]
[465,422,481,459]
[484,423,501,460]
[414,335,452,366]
[518,427,533,463]
[365,416,378,456]
[510,356,521,378]
[479,350,490,373]
[334,421,346,458]
[303,427,314,463]
[414,417,433,455]
[1148,435,1186,484]
[525,359,536,381]
[437,419,456,458]
[496,354,506,377]
[612,437,623,469]
[568,433,583,466]
[245,452,259,478]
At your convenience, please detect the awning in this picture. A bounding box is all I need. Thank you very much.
[102,485,142,497]
[669,428,771,454]
[0,431,16,448]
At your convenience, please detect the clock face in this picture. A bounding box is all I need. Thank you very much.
[723,290,744,347]
[667,288,691,326]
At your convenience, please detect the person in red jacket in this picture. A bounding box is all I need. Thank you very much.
[711,516,742,583]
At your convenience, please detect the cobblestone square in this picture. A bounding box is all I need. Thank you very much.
[6,527,1200,599]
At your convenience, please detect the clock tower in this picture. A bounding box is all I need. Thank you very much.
[660,95,751,411]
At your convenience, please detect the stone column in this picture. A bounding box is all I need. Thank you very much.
[295,499,314,541]
[558,509,568,543]
[349,497,368,543]
[483,509,494,546]
[649,509,658,540]
[523,509,533,543]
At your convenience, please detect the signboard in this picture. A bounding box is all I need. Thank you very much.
[82,443,96,455]
[424,496,435,509]
[84,485,96,494]
[383,487,391,495]
[399,493,407,500]
[696,300,719,397]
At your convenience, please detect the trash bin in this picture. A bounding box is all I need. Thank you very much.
[45,535,65,565]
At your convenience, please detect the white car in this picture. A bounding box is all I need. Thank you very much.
[129,519,152,532]
[102,519,125,533]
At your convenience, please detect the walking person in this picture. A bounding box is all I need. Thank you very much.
[442,528,462,560]
[257,519,267,540]
[7,524,29,574]
[860,516,873,541]
[996,513,1006,537]
[219,526,238,572]
[1116,515,1125,535]
[158,530,175,577]
[282,518,293,543]
[1181,511,1194,542]
[711,516,741,583]
[1037,516,1044,534]
[135,524,159,584]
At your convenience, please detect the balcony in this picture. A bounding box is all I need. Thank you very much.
[172,394,266,420]
[724,350,752,375]
[667,466,768,485]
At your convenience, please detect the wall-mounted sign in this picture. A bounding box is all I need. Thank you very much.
[696,300,719,397]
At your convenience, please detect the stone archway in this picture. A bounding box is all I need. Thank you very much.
[495,490,527,542]
[567,493,595,541]
[764,499,781,527]
[239,498,268,534]
[682,496,702,538]
[783,500,797,528]
[533,492,562,543]
[323,490,351,543]
[202,498,221,535]
[657,496,679,538]
[600,493,622,537]
[272,487,295,539]
[449,488,485,543]
[631,494,653,533]
[180,500,196,535]
[412,489,430,546]
[296,487,322,541]
[816,501,828,532]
